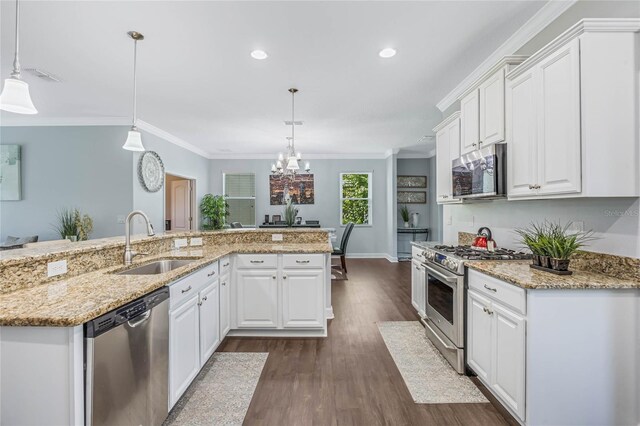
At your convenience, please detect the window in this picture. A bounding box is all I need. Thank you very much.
[340,172,372,225]
[223,173,256,226]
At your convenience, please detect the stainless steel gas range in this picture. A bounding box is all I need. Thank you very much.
[415,243,530,374]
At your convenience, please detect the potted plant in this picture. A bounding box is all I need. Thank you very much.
[75,211,93,241]
[400,205,410,228]
[200,194,229,230]
[54,208,79,241]
[283,199,298,227]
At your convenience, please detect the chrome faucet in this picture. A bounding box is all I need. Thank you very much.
[124,210,155,265]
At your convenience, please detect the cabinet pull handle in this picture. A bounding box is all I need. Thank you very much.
[181,285,192,294]
[296,260,310,264]
[198,301,202,306]
[202,296,207,301]
[207,271,216,277]
[534,184,541,189]
[483,306,494,315]
[223,262,230,267]
[483,284,497,292]
[250,260,264,264]
[472,143,477,147]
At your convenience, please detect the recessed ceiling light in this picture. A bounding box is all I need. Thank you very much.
[251,50,268,60]
[379,48,396,58]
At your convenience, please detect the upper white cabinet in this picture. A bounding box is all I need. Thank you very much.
[506,19,640,199]
[459,57,527,155]
[434,111,462,204]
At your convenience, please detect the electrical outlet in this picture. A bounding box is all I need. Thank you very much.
[117,215,125,224]
[174,238,188,249]
[47,260,67,278]
[446,216,453,226]
[190,237,203,246]
[272,234,283,242]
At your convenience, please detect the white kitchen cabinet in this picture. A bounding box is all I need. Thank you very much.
[467,290,492,382]
[410,259,426,316]
[479,67,505,146]
[236,269,279,328]
[198,280,220,367]
[282,269,324,328]
[434,111,462,204]
[460,89,480,154]
[506,20,640,199]
[169,295,200,408]
[219,271,231,338]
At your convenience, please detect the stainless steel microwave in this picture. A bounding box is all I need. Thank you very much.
[451,144,506,199]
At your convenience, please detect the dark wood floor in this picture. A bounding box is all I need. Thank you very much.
[218,259,513,425]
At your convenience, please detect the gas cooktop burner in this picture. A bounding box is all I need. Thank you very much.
[421,244,531,275]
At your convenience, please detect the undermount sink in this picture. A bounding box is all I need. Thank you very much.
[116,259,196,275]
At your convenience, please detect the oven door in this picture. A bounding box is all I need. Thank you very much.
[424,262,464,347]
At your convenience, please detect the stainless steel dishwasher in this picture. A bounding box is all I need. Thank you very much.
[85,287,170,426]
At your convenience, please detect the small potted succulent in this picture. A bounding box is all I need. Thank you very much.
[283,199,298,227]
[400,205,410,228]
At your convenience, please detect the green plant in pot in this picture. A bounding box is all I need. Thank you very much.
[54,208,79,241]
[283,199,298,227]
[400,205,410,228]
[200,194,229,230]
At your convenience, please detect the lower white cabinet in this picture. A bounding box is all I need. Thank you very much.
[236,269,279,328]
[219,271,231,337]
[467,286,526,422]
[282,268,324,328]
[410,259,425,316]
[169,295,201,408]
[198,281,220,367]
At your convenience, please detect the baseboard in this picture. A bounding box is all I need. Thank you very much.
[325,307,335,320]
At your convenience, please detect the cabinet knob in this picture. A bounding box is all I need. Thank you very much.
[472,143,477,147]
[222,282,226,286]
[283,275,287,279]
[202,296,207,302]
[272,275,276,279]
[483,306,494,315]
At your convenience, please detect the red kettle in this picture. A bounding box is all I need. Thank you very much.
[472,227,493,249]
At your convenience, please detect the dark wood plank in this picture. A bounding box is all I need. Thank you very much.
[217,259,513,425]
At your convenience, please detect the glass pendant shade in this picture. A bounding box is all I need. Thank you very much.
[286,157,300,170]
[0,78,37,114]
[122,129,145,151]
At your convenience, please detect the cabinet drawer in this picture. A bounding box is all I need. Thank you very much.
[235,254,277,269]
[412,246,426,262]
[468,269,526,314]
[282,254,324,269]
[219,256,231,275]
[170,262,218,308]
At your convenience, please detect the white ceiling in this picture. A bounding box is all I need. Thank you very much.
[0,1,547,157]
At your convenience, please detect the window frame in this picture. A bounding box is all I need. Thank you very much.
[339,172,373,227]
[222,172,256,227]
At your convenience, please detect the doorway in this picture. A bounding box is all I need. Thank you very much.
[165,173,196,232]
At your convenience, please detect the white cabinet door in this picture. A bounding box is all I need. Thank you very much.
[169,296,200,408]
[537,38,581,196]
[447,118,461,163]
[411,260,421,312]
[492,303,526,421]
[506,68,538,198]
[460,89,480,154]
[198,281,220,367]
[479,68,506,146]
[282,269,324,328]
[467,290,492,382]
[236,270,278,328]
[219,272,231,338]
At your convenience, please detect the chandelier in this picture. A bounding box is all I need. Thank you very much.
[271,88,310,176]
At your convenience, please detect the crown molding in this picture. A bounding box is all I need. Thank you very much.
[507,18,640,80]
[135,120,212,159]
[456,55,528,101]
[0,116,129,127]
[436,0,577,112]
[432,111,460,132]
[208,152,391,160]
[396,152,434,159]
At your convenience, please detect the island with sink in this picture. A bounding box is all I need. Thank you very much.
[0,227,333,425]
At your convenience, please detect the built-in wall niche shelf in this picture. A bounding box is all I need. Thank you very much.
[397,175,427,189]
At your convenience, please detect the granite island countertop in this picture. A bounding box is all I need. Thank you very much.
[0,242,332,327]
[465,260,639,290]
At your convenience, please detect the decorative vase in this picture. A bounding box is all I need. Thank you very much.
[540,255,551,268]
[550,258,570,271]
[411,212,419,228]
[404,221,409,228]
[65,235,78,242]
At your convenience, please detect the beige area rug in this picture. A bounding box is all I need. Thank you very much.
[165,352,268,425]
[378,321,488,404]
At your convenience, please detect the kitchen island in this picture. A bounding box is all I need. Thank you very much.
[0,229,333,425]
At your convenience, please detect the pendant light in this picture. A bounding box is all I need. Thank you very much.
[0,0,37,114]
[122,31,146,151]
[271,88,310,176]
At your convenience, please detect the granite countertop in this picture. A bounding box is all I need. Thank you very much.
[465,260,639,290]
[0,242,332,327]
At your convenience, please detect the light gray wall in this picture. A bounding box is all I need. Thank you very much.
[386,155,397,259]
[208,158,390,256]
[0,126,133,241]
[443,198,640,258]
[132,130,210,235]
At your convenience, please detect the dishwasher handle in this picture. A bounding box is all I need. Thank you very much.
[127,311,151,328]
